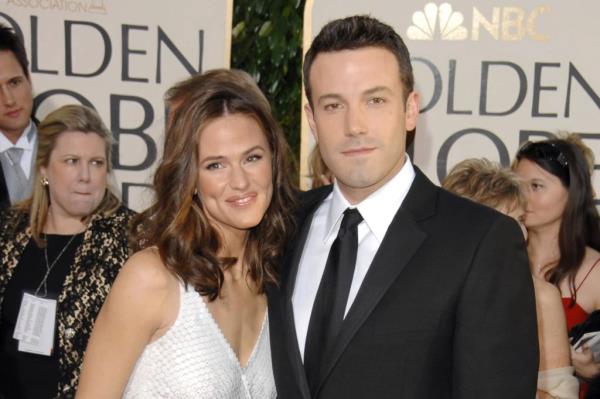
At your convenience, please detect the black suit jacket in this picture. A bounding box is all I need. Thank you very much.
[268,168,539,399]
[0,163,9,210]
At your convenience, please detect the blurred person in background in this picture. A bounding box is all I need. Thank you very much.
[443,158,578,399]
[515,137,600,398]
[0,104,135,398]
[308,144,332,189]
[0,23,37,209]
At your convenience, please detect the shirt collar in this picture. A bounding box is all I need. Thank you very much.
[324,155,416,243]
[0,121,36,152]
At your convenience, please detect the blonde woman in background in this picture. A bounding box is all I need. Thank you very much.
[0,105,135,398]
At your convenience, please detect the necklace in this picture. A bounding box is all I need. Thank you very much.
[34,234,79,298]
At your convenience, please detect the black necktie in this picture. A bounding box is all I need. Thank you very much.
[304,208,363,394]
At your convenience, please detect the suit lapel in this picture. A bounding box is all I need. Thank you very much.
[281,186,333,399]
[315,169,437,393]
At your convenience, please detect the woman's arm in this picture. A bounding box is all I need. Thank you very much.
[534,277,571,371]
[76,248,179,398]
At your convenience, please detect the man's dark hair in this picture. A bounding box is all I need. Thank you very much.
[0,23,29,77]
[303,15,414,106]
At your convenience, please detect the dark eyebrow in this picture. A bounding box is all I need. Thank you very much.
[243,145,266,155]
[363,86,393,96]
[199,155,224,164]
[199,145,266,164]
[315,86,393,106]
[316,93,344,106]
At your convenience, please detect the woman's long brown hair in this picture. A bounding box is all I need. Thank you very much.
[516,137,600,305]
[131,69,296,300]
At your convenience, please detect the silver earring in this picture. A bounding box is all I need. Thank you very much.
[41,177,49,186]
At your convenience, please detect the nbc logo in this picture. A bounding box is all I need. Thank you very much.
[407,2,550,41]
[407,3,467,40]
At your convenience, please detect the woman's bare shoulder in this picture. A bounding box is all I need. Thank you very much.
[533,276,563,306]
[119,248,178,292]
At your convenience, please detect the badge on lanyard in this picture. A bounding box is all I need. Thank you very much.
[13,292,57,356]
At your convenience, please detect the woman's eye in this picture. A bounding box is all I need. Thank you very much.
[206,162,223,170]
[247,154,263,162]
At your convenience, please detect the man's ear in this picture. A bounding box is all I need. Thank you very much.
[305,103,318,143]
[404,91,419,132]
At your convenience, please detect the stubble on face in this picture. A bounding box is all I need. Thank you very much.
[0,51,33,143]
[306,47,418,204]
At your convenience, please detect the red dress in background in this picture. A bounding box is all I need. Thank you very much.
[562,257,600,399]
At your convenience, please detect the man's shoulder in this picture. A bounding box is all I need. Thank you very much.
[437,187,498,218]
[294,185,332,218]
[299,185,332,206]
[407,169,502,226]
[436,187,523,242]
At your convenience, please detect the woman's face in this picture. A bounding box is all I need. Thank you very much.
[40,130,108,222]
[196,113,273,239]
[514,158,568,232]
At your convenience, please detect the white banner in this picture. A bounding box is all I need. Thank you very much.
[303,1,600,191]
[1,0,233,210]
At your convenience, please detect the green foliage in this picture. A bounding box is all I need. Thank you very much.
[231,0,305,162]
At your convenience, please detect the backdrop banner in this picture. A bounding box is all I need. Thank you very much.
[1,0,232,210]
[303,0,600,192]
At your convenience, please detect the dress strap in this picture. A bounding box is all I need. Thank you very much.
[576,256,600,291]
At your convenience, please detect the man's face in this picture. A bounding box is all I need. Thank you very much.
[305,47,418,204]
[0,50,33,143]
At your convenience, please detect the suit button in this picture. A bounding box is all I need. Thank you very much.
[65,328,75,339]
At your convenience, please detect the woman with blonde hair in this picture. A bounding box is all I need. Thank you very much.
[443,158,578,399]
[0,104,135,398]
[77,69,296,398]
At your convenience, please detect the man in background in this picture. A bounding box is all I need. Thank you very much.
[0,23,36,209]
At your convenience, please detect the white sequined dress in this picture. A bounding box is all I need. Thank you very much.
[123,284,276,398]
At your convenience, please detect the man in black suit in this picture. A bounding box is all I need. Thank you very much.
[268,15,539,398]
[0,24,36,209]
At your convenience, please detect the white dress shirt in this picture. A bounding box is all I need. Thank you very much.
[0,121,37,178]
[292,157,416,359]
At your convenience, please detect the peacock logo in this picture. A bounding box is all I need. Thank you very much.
[407,3,468,40]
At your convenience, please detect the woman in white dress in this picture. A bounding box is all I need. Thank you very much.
[76,69,296,398]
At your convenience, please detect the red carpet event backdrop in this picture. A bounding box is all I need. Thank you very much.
[1,0,233,211]
[301,0,600,190]
[2,1,599,204]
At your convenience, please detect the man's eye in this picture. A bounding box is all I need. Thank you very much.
[323,103,341,111]
[8,78,23,87]
[368,97,386,105]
